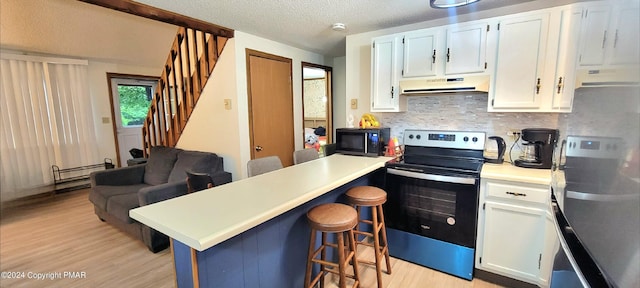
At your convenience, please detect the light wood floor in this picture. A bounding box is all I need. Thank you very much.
[323,247,504,288]
[0,189,175,288]
[0,189,504,288]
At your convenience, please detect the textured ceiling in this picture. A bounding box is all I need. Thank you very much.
[1,0,585,69]
[0,0,176,68]
[136,0,538,56]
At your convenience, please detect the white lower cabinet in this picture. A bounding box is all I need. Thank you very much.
[476,178,556,287]
[480,201,546,283]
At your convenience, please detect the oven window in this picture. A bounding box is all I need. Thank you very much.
[385,172,479,248]
[406,187,456,222]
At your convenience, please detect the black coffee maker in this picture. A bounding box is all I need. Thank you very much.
[514,128,559,169]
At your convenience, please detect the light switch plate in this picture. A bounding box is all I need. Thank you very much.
[224,99,232,110]
[102,117,110,124]
[350,99,357,109]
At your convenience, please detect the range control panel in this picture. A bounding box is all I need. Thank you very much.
[403,129,486,150]
[565,136,624,159]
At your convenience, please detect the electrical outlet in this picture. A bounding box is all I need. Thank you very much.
[507,129,521,141]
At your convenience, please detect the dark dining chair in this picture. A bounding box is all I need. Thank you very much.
[323,143,337,156]
[186,170,214,193]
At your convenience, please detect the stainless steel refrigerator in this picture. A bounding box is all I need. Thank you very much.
[551,83,639,287]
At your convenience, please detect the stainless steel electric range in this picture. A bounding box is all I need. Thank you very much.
[384,129,486,280]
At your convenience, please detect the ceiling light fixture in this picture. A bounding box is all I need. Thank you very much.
[430,0,480,9]
[332,23,346,31]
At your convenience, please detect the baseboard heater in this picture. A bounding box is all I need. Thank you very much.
[52,158,114,192]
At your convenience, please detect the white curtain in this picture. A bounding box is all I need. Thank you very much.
[0,55,100,201]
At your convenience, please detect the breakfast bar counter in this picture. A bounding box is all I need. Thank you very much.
[130,154,391,287]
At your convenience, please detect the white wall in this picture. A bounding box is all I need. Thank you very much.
[233,31,325,178]
[177,39,241,180]
[177,32,326,179]
[332,56,347,135]
[87,61,160,167]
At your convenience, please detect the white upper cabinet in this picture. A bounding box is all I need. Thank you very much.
[400,22,488,78]
[578,1,640,67]
[371,34,405,112]
[552,8,583,111]
[489,5,582,113]
[578,5,610,66]
[369,2,600,113]
[402,29,440,77]
[445,23,489,75]
[607,2,640,65]
[490,12,550,110]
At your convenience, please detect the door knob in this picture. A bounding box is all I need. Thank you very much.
[255,146,263,151]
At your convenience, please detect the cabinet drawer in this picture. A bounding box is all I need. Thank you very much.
[486,181,548,204]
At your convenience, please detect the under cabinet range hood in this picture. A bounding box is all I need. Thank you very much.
[400,75,490,95]
[575,67,640,88]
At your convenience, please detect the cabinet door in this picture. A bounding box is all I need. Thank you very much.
[479,201,545,284]
[552,8,583,111]
[402,29,439,77]
[492,13,549,109]
[445,23,488,75]
[578,6,610,66]
[607,3,640,65]
[539,211,559,287]
[371,35,400,111]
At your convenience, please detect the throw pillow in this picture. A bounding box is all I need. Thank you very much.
[144,146,181,185]
[167,151,218,183]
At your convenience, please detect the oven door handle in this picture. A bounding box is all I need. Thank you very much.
[387,168,476,185]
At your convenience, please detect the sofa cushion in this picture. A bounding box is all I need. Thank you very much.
[89,184,150,211]
[144,146,181,185]
[107,193,142,224]
[167,151,219,183]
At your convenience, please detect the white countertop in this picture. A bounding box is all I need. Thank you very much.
[481,162,553,185]
[130,154,392,251]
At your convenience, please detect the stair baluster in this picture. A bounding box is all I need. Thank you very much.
[142,26,233,156]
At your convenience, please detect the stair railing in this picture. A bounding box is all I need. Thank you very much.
[142,27,232,156]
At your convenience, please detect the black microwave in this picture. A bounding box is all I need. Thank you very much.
[335,127,390,157]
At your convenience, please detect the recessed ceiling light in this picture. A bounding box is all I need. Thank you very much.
[332,23,346,31]
[430,0,480,9]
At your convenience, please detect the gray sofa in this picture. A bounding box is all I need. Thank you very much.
[89,146,232,252]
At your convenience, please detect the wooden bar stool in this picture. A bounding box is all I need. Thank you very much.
[305,203,361,288]
[345,186,392,288]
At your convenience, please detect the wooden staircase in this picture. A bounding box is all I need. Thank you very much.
[77,0,235,156]
[142,27,233,156]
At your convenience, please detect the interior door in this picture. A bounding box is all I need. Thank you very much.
[247,50,294,166]
[108,75,157,166]
[302,63,333,150]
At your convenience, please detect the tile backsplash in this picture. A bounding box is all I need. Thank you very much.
[371,87,639,154]
[372,93,559,147]
[559,87,639,140]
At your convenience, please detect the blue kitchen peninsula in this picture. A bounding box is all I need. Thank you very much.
[130,154,391,287]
